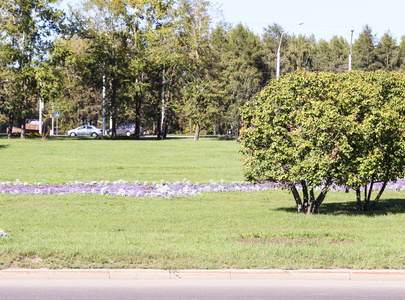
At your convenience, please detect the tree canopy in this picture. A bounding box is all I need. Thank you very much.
[240,70,405,213]
[2,2,405,140]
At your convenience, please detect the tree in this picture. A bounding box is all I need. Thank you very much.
[285,34,316,72]
[140,22,180,139]
[206,22,231,135]
[311,40,331,71]
[176,0,212,141]
[376,32,398,70]
[123,0,173,140]
[70,0,134,139]
[66,0,172,139]
[335,71,405,211]
[262,23,284,80]
[353,25,379,70]
[240,70,405,213]
[0,0,64,139]
[221,24,266,137]
[240,71,343,213]
[46,37,103,133]
[396,35,405,71]
[312,36,349,73]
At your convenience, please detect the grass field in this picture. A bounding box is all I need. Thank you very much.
[0,136,404,270]
[0,136,244,184]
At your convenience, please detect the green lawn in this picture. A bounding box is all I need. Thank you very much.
[0,136,244,184]
[0,136,404,270]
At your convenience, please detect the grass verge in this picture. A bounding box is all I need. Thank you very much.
[0,136,404,269]
[0,190,404,270]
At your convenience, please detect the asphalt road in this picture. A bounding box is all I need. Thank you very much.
[0,279,404,300]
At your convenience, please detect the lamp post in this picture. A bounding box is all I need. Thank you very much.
[348,29,354,71]
[276,22,303,80]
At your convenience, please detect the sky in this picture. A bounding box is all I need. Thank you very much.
[214,0,405,42]
[61,0,405,43]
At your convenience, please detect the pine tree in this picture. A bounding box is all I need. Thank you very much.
[376,32,398,70]
[353,25,379,70]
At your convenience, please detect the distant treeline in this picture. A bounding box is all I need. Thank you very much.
[1,1,404,139]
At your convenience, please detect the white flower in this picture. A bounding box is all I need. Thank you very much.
[100,186,109,195]
[113,179,127,185]
[0,228,9,238]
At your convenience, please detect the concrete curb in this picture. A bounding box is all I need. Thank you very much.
[0,269,404,281]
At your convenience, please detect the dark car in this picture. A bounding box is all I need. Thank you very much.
[107,123,135,136]
[107,124,147,136]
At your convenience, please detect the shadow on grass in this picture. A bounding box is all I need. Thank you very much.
[0,134,72,141]
[103,135,238,141]
[0,134,239,142]
[276,198,405,216]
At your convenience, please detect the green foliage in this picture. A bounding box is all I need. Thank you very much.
[376,32,398,70]
[353,25,379,71]
[176,0,213,140]
[240,70,405,213]
[312,36,349,72]
[0,0,64,138]
[3,1,405,142]
[221,24,267,134]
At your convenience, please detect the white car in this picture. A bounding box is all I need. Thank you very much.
[67,125,103,137]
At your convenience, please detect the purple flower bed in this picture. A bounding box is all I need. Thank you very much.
[1,179,404,198]
[0,179,279,198]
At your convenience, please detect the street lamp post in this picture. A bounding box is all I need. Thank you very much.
[348,29,354,71]
[276,22,303,80]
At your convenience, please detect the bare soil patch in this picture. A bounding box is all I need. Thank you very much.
[234,237,356,245]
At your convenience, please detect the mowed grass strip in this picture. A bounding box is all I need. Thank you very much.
[0,190,404,270]
[0,136,404,270]
[0,136,244,184]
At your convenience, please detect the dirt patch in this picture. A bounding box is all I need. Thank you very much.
[234,237,356,245]
[329,239,357,244]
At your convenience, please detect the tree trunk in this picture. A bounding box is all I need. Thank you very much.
[160,69,166,139]
[307,189,315,214]
[356,188,362,211]
[20,118,26,140]
[370,180,388,211]
[134,93,141,140]
[7,114,13,139]
[301,181,309,212]
[290,184,303,213]
[135,112,141,140]
[309,185,329,214]
[194,123,200,141]
[363,184,370,211]
[157,116,162,140]
[111,117,116,140]
[364,179,375,211]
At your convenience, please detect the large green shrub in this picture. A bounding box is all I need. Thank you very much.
[240,70,405,213]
